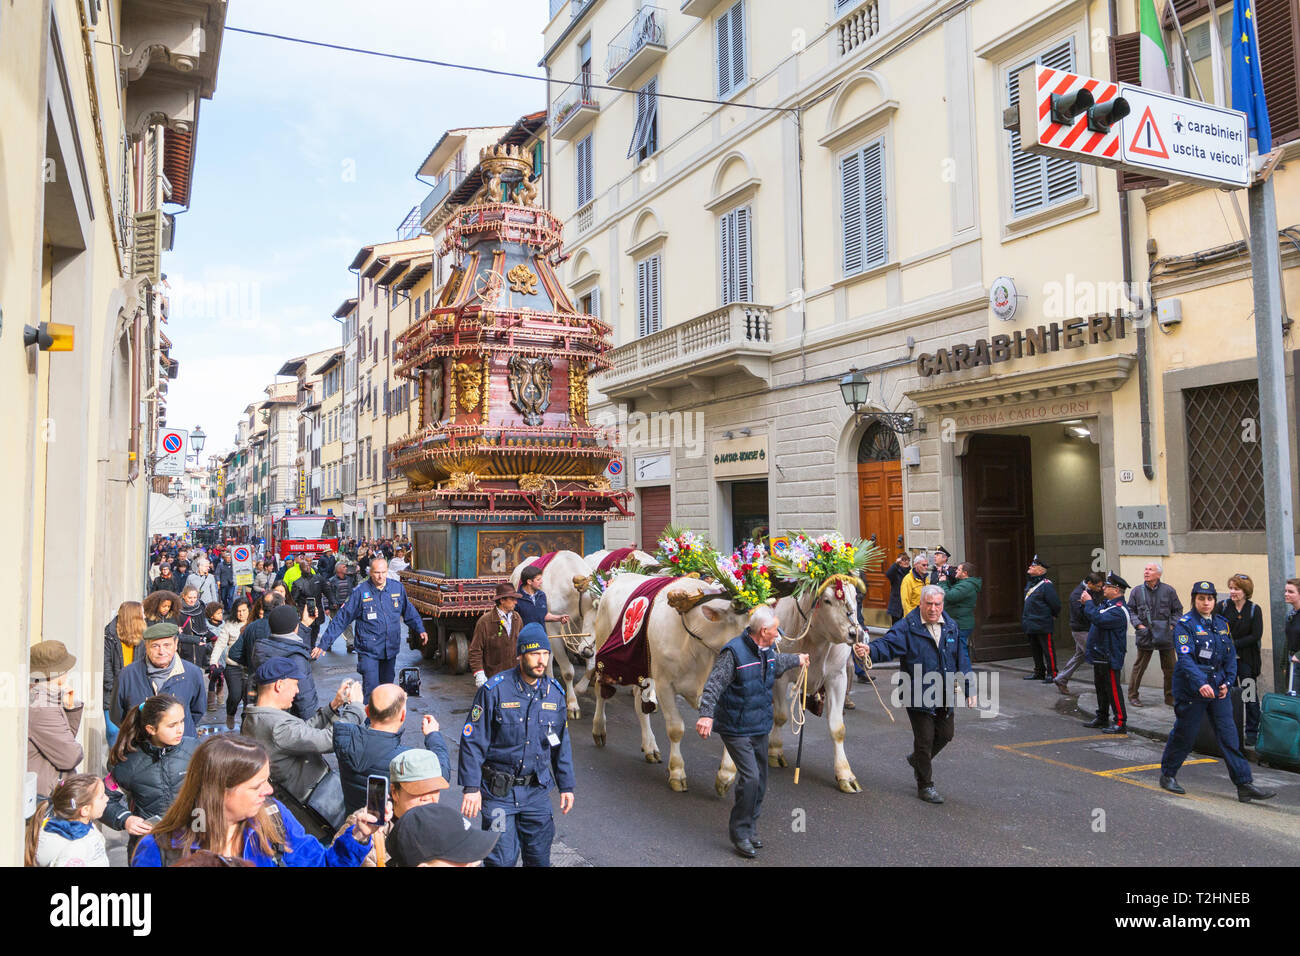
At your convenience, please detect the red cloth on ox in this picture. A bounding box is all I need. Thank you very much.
[594,576,679,712]
[527,551,558,573]
[595,547,636,574]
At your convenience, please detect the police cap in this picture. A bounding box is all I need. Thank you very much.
[1190,580,1218,597]
[1104,572,1130,590]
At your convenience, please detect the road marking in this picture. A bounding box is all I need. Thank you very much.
[993,739,1211,799]
[1093,759,1215,778]
[1001,735,1113,748]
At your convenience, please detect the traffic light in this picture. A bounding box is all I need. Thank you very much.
[1087,95,1130,133]
[1050,87,1094,126]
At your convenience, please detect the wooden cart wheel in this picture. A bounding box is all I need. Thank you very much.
[446,632,470,674]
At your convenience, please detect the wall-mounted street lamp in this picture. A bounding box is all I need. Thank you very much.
[839,368,915,435]
[23,322,75,352]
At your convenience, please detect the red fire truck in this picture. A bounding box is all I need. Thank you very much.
[270,510,340,561]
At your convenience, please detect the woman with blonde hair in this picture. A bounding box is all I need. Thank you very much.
[131,734,378,867]
[103,600,146,745]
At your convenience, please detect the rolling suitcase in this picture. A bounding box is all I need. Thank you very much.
[1256,663,1300,771]
[1191,684,1245,760]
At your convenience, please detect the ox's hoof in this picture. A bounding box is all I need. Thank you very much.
[837,776,863,794]
[568,704,582,720]
[643,750,662,764]
[715,776,735,797]
[768,753,788,769]
[669,776,688,793]
[592,733,606,748]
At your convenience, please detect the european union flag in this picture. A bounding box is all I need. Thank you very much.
[1231,0,1272,152]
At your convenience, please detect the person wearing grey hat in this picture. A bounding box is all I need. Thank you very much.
[111,622,207,737]
[388,803,499,867]
[27,642,84,797]
[357,749,452,867]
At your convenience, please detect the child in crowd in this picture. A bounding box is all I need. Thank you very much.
[102,694,197,857]
[25,773,110,867]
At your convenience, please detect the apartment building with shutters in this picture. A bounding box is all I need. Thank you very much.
[315,350,346,520]
[542,0,1300,683]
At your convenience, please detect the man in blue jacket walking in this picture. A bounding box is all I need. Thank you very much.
[315,556,428,700]
[697,606,808,858]
[855,585,976,805]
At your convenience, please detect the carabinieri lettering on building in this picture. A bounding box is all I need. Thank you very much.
[916,313,1128,378]
[1116,505,1169,556]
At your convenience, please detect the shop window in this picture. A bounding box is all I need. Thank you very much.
[1184,381,1264,530]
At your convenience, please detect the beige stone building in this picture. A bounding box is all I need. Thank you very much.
[0,0,225,860]
[315,350,346,519]
[542,0,1300,684]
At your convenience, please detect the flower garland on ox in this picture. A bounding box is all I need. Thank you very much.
[652,525,717,579]
[707,540,775,611]
[768,532,883,604]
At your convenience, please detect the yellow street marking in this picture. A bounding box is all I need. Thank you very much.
[994,743,1211,800]
[1094,759,1215,778]
[1000,735,1112,749]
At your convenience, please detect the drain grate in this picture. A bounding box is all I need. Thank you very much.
[1087,742,1159,761]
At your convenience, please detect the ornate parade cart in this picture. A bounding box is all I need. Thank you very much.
[388,143,632,671]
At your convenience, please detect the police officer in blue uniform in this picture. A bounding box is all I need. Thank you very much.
[1080,572,1131,734]
[1159,581,1276,803]
[314,555,427,700]
[458,622,576,867]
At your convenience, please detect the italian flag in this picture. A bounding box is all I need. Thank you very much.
[1139,0,1172,92]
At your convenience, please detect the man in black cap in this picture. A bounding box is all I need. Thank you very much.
[388,804,499,867]
[1021,556,1061,682]
[1080,572,1131,734]
[928,547,957,586]
[1159,581,1275,802]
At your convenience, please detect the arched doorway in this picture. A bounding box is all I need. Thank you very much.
[856,422,904,610]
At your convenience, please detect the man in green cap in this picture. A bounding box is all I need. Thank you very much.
[110,621,207,736]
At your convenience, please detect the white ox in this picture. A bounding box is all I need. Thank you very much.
[509,550,597,719]
[765,577,867,793]
[584,548,658,572]
[587,573,751,793]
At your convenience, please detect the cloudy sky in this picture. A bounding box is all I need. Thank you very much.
[164,0,550,458]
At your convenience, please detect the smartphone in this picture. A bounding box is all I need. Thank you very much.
[306,598,317,615]
[365,775,389,825]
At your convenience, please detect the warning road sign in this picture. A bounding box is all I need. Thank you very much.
[1126,106,1169,159]
[155,427,188,477]
[1117,85,1247,187]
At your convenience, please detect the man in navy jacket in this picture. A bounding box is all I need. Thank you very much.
[333,683,450,813]
[1080,572,1131,734]
[855,585,976,805]
[111,623,207,736]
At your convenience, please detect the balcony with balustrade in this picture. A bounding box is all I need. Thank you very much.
[606,4,666,84]
[418,168,466,231]
[598,302,773,401]
[551,70,600,141]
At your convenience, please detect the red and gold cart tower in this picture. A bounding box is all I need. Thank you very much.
[389,143,632,670]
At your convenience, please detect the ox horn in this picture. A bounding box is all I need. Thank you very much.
[573,574,593,592]
[666,588,728,613]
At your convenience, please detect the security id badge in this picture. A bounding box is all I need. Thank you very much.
[546,731,562,748]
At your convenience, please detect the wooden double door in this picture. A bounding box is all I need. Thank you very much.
[856,423,904,612]
[961,433,1035,662]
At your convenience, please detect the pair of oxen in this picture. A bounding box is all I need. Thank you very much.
[509,550,869,795]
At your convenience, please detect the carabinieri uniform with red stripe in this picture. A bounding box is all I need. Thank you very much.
[1084,595,1129,730]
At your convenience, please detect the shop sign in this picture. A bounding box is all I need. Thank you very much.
[917,314,1128,378]
[713,435,768,479]
[948,398,1095,430]
[1116,505,1169,556]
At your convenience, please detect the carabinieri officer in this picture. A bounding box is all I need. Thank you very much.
[314,555,427,701]
[1159,581,1276,803]
[458,623,575,867]
[1080,571,1130,734]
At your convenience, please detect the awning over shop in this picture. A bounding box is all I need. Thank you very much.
[149,493,188,535]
